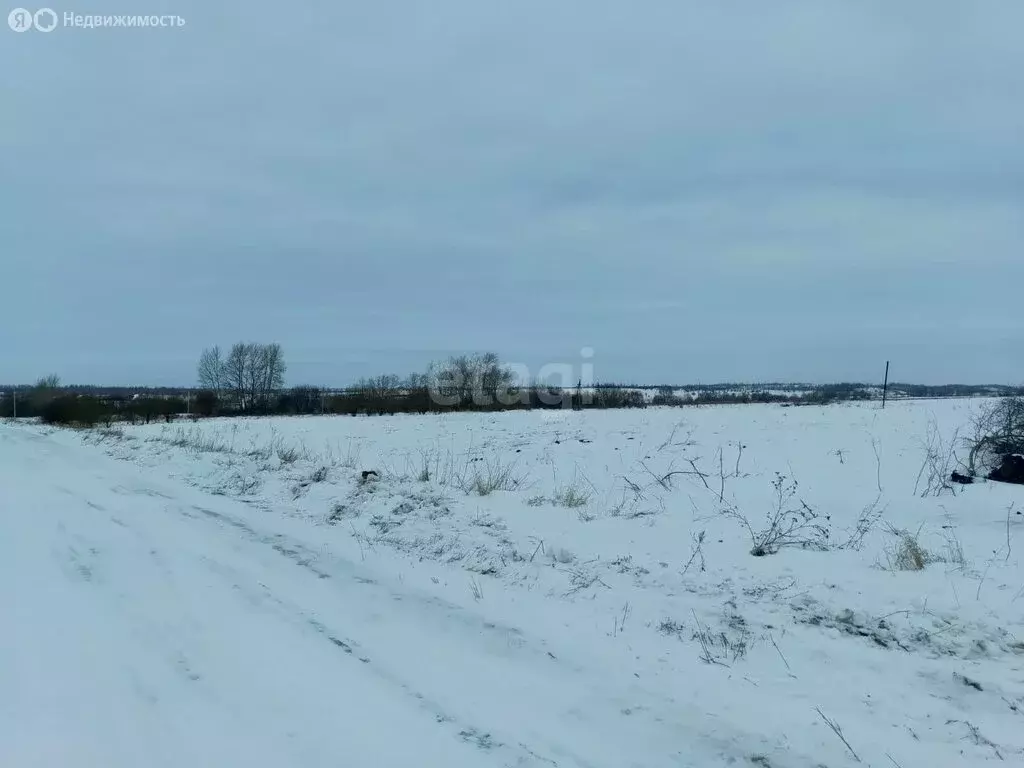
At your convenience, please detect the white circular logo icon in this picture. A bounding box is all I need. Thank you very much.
[34,7,56,31]
[8,7,34,31]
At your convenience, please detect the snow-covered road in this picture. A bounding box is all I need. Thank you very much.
[1,424,792,768]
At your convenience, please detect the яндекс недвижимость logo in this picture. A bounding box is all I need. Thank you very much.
[8,7,185,31]
[8,7,57,32]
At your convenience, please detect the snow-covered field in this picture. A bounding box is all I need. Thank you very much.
[3,398,1022,767]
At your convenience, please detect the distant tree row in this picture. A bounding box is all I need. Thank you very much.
[0,375,188,426]
[649,384,874,407]
[5,351,1018,427]
[187,349,646,417]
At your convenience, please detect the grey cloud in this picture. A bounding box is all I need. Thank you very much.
[1,0,1021,385]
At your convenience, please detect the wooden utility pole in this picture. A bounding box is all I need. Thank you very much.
[882,361,890,409]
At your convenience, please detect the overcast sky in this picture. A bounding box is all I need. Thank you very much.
[2,1,1021,387]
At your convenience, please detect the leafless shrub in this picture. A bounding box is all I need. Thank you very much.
[658,442,744,503]
[914,416,962,497]
[231,472,262,496]
[553,477,593,508]
[276,443,302,465]
[641,460,679,490]
[715,443,747,502]
[723,473,831,556]
[456,456,528,496]
[967,396,1024,477]
[682,458,712,493]
[835,495,887,551]
[620,496,666,520]
[656,421,697,452]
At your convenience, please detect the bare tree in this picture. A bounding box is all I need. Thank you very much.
[357,374,402,400]
[223,342,251,410]
[406,372,429,389]
[201,342,286,412]
[35,374,61,389]
[428,352,516,407]
[28,373,63,413]
[257,343,286,409]
[245,343,264,409]
[197,346,225,394]
[478,351,516,404]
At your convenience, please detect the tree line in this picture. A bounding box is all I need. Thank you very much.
[7,344,1015,428]
[0,376,187,426]
[189,347,626,416]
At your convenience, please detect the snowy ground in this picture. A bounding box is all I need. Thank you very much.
[2,398,1022,767]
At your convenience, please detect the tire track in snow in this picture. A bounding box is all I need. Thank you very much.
[187,503,564,667]
[53,498,219,693]
[7,424,821,768]
[174,501,779,768]
[183,507,583,767]
[3,426,557,767]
